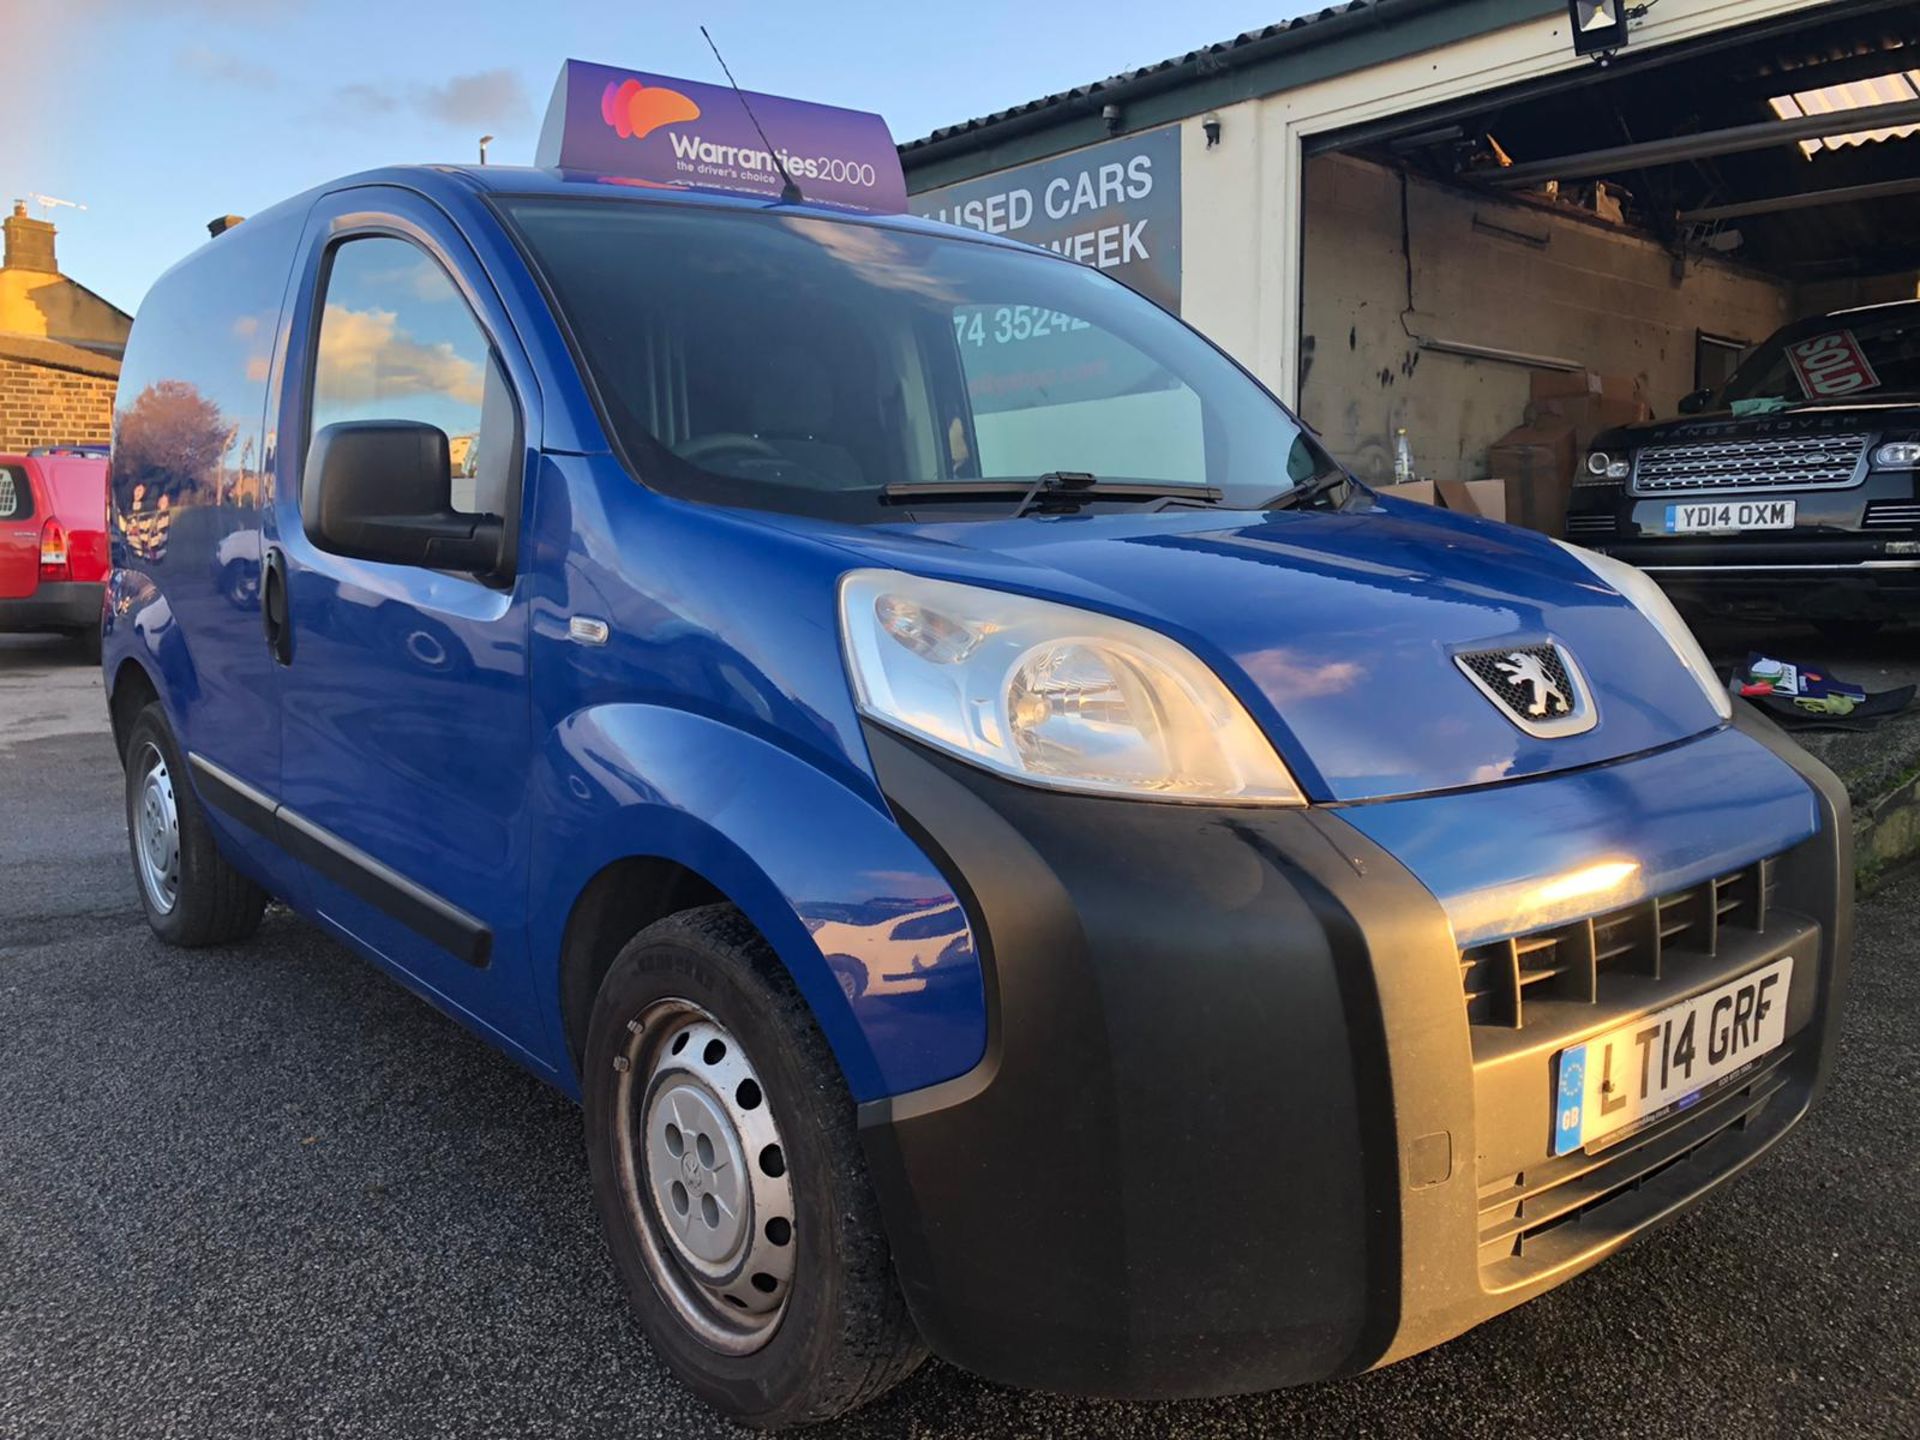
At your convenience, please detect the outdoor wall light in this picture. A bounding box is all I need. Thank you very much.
[1569,0,1631,58]
[1101,102,1123,134]
[1203,113,1222,148]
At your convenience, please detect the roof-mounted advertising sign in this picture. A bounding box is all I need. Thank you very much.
[910,126,1182,312]
[535,59,908,214]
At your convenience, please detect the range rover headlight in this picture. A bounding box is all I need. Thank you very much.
[839,570,1303,803]
[1872,441,1920,469]
[1554,541,1732,721]
[1579,450,1631,483]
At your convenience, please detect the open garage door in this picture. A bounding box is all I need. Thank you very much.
[1296,0,1920,623]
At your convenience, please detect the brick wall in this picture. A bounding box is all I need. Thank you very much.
[0,357,117,451]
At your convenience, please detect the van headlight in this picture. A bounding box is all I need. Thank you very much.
[1553,541,1732,720]
[839,570,1304,803]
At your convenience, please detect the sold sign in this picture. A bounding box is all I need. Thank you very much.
[1786,330,1881,399]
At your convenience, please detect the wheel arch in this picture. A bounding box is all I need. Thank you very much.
[556,854,728,1071]
[543,824,882,1103]
[108,656,161,761]
[532,704,990,1105]
[103,565,202,760]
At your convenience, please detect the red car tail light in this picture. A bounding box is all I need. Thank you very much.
[39,519,70,582]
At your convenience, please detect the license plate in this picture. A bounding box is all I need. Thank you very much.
[1553,957,1793,1156]
[1664,499,1796,534]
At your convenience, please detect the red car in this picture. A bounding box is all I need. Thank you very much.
[0,446,110,658]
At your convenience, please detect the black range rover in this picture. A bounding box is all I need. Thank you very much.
[1566,300,1920,628]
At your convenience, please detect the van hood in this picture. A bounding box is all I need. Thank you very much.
[815,493,1726,803]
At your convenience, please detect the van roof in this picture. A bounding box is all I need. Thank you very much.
[334,163,1038,254]
[150,162,1045,323]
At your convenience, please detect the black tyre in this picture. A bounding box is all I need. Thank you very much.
[583,905,925,1428]
[124,703,267,946]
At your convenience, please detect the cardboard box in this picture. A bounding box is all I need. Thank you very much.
[1487,420,1577,537]
[1388,478,1508,523]
[1525,370,1652,448]
[1529,369,1641,405]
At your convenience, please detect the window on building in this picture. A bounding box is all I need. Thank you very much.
[309,236,515,520]
[1695,331,1749,398]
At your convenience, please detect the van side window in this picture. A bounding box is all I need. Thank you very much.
[309,236,514,520]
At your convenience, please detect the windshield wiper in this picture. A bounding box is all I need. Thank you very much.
[881,474,1225,517]
[1266,472,1349,510]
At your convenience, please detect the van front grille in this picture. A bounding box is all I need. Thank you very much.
[1632,433,1867,494]
[1476,1042,1796,1277]
[1460,859,1776,1029]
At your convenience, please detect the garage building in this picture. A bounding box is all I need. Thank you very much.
[901,0,1920,533]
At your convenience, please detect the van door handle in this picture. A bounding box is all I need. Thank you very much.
[261,544,293,665]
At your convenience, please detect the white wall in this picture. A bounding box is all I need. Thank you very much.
[1174,0,1836,402]
[1296,153,1793,483]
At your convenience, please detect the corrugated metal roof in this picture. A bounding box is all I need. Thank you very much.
[1769,68,1920,153]
[901,2,1382,153]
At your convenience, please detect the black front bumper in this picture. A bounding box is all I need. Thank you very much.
[856,708,1851,1400]
[1565,477,1920,618]
[0,580,103,634]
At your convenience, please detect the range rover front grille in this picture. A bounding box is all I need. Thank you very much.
[1460,859,1776,1029]
[1632,432,1868,494]
[1863,501,1920,530]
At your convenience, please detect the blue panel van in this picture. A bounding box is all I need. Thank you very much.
[104,162,1851,1427]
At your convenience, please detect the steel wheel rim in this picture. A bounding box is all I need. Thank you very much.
[613,999,797,1354]
[133,741,180,916]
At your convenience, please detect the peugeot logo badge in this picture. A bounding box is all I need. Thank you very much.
[1454,641,1597,739]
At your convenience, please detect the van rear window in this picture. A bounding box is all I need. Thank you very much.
[0,466,30,520]
[501,198,1337,523]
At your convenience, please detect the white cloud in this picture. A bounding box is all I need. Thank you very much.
[174,45,278,89]
[314,305,485,411]
[328,69,531,130]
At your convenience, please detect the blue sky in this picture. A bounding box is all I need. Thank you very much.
[8,0,1312,316]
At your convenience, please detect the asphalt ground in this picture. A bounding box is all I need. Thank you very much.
[2,628,1917,1439]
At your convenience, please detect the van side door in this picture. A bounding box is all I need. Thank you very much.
[270,188,546,1062]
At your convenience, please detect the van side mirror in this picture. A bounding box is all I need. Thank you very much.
[302,420,504,574]
[1677,388,1714,415]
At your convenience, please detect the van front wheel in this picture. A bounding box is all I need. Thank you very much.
[583,905,926,1427]
[123,704,267,946]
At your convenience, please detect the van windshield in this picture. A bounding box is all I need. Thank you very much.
[501,197,1341,523]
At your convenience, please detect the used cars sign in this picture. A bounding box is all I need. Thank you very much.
[910,126,1182,312]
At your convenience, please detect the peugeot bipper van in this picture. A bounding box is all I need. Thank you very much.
[104,83,1849,1429]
